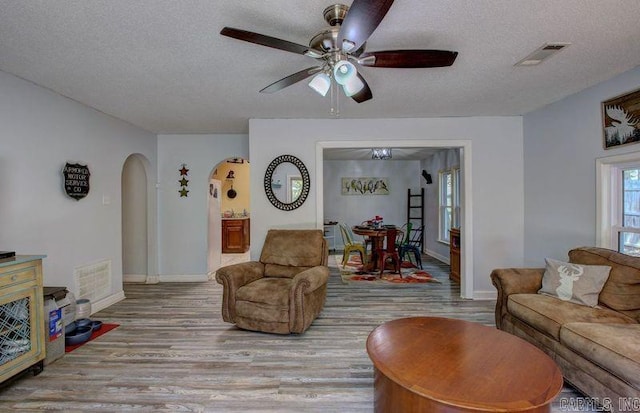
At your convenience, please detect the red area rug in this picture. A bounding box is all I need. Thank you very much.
[65,323,119,353]
[335,255,440,284]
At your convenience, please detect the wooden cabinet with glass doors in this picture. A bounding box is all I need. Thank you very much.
[1,256,46,383]
[449,228,460,283]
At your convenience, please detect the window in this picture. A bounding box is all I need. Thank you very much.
[439,168,460,243]
[453,168,460,229]
[597,153,640,256]
[287,175,303,203]
[615,168,640,256]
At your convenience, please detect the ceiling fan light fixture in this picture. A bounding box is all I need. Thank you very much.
[308,72,331,96]
[342,39,356,52]
[303,48,324,59]
[342,74,364,97]
[220,2,458,109]
[333,60,357,86]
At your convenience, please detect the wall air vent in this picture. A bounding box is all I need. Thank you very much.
[74,260,111,303]
[515,43,571,66]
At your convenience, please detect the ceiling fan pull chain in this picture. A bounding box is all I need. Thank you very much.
[330,80,340,117]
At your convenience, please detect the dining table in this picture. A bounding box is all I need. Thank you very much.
[351,225,396,272]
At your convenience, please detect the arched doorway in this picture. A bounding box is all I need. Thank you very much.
[122,154,151,283]
[208,157,251,275]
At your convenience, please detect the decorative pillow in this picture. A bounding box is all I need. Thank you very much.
[538,258,611,307]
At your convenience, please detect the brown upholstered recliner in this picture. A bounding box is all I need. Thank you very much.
[215,229,329,334]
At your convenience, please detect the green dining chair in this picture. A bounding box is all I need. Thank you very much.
[398,224,424,269]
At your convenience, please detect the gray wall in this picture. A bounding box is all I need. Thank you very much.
[156,134,248,278]
[523,66,640,265]
[250,117,524,299]
[323,159,422,249]
[0,70,157,303]
[8,59,636,301]
[422,148,461,262]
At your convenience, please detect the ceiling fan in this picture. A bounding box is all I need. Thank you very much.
[220,0,458,104]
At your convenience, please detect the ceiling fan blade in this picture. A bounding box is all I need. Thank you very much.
[220,27,323,57]
[358,50,458,68]
[338,0,395,52]
[351,73,373,103]
[260,67,323,94]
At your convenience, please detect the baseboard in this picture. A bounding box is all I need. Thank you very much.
[473,290,497,300]
[424,248,449,264]
[124,274,209,283]
[423,249,495,300]
[158,274,209,282]
[123,273,147,283]
[90,290,125,315]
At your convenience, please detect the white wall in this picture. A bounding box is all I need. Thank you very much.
[0,70,157,305]
[250,117,524,298]
[323,159,421,249]
[157,134,248,278]
[523,66,640,265]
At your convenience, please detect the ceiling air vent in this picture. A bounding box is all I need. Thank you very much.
[515,43,571,66]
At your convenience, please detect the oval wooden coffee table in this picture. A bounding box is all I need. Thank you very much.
[366,317,563,413]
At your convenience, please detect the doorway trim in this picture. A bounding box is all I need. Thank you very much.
[315,139,474,299]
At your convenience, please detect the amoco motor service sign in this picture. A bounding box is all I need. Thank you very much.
[62,162,90,200]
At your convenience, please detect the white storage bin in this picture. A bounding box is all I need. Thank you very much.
[61,291,76,326]
[43,295,65,366]
[75,298,91,320]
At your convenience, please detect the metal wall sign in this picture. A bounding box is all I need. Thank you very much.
[62,162,90,200]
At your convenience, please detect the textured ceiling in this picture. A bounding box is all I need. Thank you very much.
[1,0,639,134]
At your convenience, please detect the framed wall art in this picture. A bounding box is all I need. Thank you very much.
[602,88,640,149]
[341,177,389,195]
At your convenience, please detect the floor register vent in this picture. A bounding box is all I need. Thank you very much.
[74,260,112,303]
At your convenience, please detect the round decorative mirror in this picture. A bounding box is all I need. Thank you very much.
[264,154,310,211]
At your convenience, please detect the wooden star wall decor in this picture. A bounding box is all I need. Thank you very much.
[179,163,189,197]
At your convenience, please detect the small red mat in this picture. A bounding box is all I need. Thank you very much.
[65,323,119,353]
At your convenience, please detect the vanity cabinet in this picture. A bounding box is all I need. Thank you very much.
[222,219,250,253]
[1,256,46,383]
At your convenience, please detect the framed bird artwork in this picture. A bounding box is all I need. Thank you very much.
[341,177,389,195]
[602,88,640,149]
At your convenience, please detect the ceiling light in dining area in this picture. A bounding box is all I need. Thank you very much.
[371,148,392,160]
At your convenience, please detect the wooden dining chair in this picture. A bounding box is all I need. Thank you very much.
[378,228,401,275]
[358,220,374,253]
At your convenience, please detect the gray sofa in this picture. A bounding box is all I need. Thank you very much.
[491,247,640,412]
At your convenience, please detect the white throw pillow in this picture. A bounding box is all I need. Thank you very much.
[538,258,611,307]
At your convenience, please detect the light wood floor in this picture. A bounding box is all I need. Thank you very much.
[1,255,590,412]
